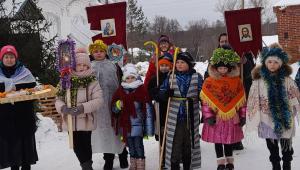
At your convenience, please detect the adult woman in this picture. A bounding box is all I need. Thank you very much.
[0,45,38,170]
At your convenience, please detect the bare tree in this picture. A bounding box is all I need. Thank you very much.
[215,0,242,16]
[248,0,276,23]
[186,19,209,61]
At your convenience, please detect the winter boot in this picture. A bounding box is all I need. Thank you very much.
[81,160,93,170]
[119,148,129,169]
[271,162,281,170]
[136,158,145,170]
[171,162,180,170]
[225,163,234,170]
[232,142,244,150]
[129,158,137,170]
[11,166,19,170]
[103,153,114,170]
[21,165,31,170]
[217,164,226,170]
[282,161,291,170]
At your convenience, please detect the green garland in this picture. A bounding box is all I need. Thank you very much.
[57,75,96,107]
[210,48,240,65]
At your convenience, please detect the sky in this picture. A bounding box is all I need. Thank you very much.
[137,0,281,27]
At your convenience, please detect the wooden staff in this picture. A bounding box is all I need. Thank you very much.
[144,41,161,160]
[159,47,179,170]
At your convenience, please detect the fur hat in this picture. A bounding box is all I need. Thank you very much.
[261,43,288,66]
[176,52,195,68]
[88,40,108,54]
[122,63,139,81]
[0,45,18,60]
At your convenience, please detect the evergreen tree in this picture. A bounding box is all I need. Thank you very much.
[127,0,149,48]
[0,0,58,85]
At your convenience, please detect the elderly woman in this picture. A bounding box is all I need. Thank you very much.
[0,45,38,170]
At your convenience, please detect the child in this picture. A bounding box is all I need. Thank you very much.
[144,35,175,89]
[159,52,202,170]
[55,48,102,170]
[111,64,154,170]
[88,40,128,170]
[148,52,173,138]
[200,47,246,170]
[0,45,38,170]
[247,43,300,170]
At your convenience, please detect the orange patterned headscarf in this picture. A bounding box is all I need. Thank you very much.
[200,76,246,120]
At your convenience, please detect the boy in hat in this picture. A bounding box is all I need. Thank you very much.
[158,52,202,170]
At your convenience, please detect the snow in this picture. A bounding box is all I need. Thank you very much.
[3,112,299,170]
[262,35,279,47]
[274,0,300,7]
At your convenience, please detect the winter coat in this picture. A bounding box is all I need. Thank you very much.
[201,65,246,144]
[295,66,300,90]
[158,69,202,169]
[91,59,125,154]
[0,63,38,169]
[112,86,154,138]
[55,80,102,131]
[246,65,300,139]
[147,72,169,135]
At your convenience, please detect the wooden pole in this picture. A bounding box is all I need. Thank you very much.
[159,47,179,170]
[66,89,73,149]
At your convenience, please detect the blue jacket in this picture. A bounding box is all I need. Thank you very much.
[112,88,154,137]
[159,69,203,120]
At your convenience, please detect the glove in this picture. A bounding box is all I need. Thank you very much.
[239,117,246,127]
[167,89,174,97]
[61,105,73,115]
[207,117,216,126]
[116,100,123,110]
[70,104,84,116]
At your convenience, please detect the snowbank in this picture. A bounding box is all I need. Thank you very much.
[262,35,279,47]
[274,0,300,7]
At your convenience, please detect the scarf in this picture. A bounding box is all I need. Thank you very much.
[72,68,93,78]
[200,76,246,120]
[0,62,35,92]
[260,65,292,136]
[121,79,143,89]
[111,85,150,143]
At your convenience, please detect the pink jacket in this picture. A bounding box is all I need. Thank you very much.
[201,103,246,144]
[55,81,103,131]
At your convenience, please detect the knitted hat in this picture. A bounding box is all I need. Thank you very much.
[122,63,139,81]
[158,52,173,69]
[0,45,18,61]
[75,47,91,68]
[158,35,170,44]
[261,43,288,66]
[88,40,108,54]
[176,52,195,68]
[210,48,240,68]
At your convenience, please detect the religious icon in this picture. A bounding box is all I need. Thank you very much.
[101,18,116,37]
[238,24,253,42]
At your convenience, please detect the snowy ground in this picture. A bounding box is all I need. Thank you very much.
[3,113,299,170]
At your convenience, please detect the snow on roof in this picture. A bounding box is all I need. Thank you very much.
[262,35,278,47]
[274,0,300,7]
